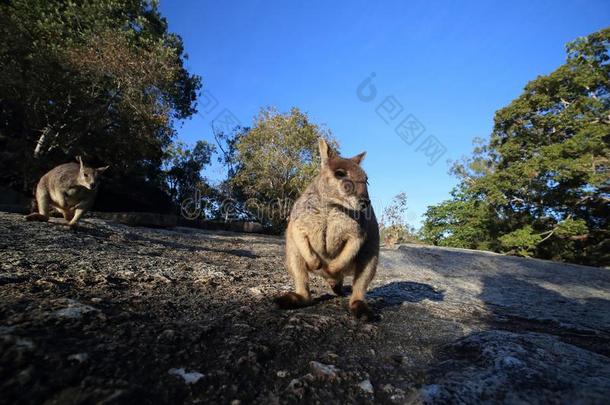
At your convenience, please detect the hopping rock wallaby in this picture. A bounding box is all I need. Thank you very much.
[25,156,109,227]
[275,139,379,320]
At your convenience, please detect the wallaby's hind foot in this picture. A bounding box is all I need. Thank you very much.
[25,213,49,222]
[350,300,374,321]
[274,292,311,309]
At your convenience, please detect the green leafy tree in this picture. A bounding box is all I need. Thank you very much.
[498,225,542,257]
[229,107,338,231]
[422,28,610,266]
[164,140,215,205]
[0,0,201,199]
[420,190,500,251]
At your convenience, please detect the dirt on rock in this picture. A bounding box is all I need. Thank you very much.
[1,212,609,404]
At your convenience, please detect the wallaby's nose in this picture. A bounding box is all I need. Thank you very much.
[359,198,371,210]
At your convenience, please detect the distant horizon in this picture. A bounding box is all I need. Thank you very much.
[160,0,610,227]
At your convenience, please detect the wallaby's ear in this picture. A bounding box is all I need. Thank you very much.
[351,151,366,165]
[319,138,330,166]
[96,165,110,173]
[76,156,84,169]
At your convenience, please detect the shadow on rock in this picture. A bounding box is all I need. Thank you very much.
[479,272,610,356]
[419,272,610,404]
[367,281,444,308]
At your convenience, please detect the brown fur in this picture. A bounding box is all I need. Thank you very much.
[25,156,109,227]
[275,139,379,320]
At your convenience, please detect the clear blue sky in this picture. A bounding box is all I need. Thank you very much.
[159,0,609,226]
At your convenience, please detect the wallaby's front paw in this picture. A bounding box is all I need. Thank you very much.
[274,292,310,309]
[306,256,322,271]
[326,260,343,274]
[350,300,374,321]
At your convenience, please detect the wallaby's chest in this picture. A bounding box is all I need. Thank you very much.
[306,209,363,259]
[66,186,87,200]
[52,186,94,208]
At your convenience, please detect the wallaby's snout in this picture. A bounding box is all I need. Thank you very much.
[359,196,371,210]
[354,179,371,210]
[339,178,370,211]
[78,168,98,190]
[76,156,109,190]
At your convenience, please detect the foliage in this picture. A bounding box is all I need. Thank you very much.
[498,225,542,257]
[422,28,610,266]
[420,190,499,251]
[164,140,215,205]
[380,192,420,245]
[0,0,200,200]
[228,107,337,230]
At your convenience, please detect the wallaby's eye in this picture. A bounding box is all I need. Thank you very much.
[334,169,347,179]
[84,173,89,178]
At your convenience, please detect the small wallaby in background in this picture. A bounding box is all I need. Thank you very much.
[25,156,109,227]
[276,139,379,320]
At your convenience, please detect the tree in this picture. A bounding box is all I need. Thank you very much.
[380,192,419,245]
[0,0,201,200]
[164,140,215,205]
[420,189,499,251]
[422,28,610,266]
[229,107,338,230]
